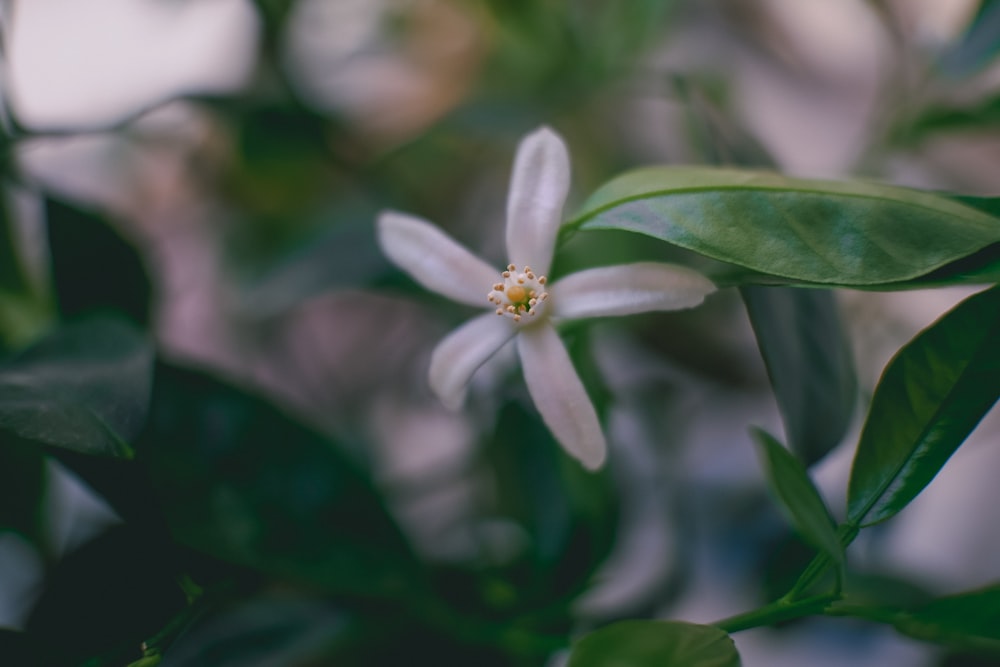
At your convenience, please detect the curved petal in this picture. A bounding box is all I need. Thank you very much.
[505,127,570,276]
[516,324,606,470]
[377,210,498,307]
[429,313,516,410]
[551,262,716,321]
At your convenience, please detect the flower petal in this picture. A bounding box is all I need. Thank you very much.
[429,312,516,410]
[377,210,499,307]
[505,127,570,276]
[516,324,606,470]
[551,262,716,321]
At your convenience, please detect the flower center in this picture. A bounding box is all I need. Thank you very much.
[487,264,549,322]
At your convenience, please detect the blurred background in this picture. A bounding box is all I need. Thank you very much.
[1,0,999,665]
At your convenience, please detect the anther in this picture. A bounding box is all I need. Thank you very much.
[538,276,547,285]
[507,264,516,271]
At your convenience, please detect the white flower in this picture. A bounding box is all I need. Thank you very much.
[377,127,715,470]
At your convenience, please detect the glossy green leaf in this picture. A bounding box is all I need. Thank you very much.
[893,585,1000,655]
[568,620,740,667]
[0,316,153,458]
[847,286,1000,527]
[742,287,856,464]
[752,429,843,568]
[569,167,1000,286]
[139,362,417,596]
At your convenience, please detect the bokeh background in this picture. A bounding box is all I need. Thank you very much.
[1,1,999,665]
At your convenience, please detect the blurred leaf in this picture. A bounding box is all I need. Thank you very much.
[846,286,1000,527]
[0,628,39,666]
[0,316,153,457]
[238,212,389,318]
[895,584,1000,654]
[0,442,47,545]
[46,198,151,325]
[26,525,189,667]
[160,592,349,667]
[482,399,618,614]
[752,430,843,569]
[900,94,1000,142]
[139,362,418,596]
[742,287,856,464]
[567,620,740,667]
[0,187,51,351]
[939,0,1000,76]
[834,584,1000,656]
[569,167,1000,287]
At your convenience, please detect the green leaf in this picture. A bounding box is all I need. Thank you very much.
[139,362,418,596]
[0,316,153,457]
[569,167,1000,286]
[26,525,188,667]
[157,592,348,667]
[752,429,844,568]
[742,287,856,464]
[846,286,1000,527]
[46,198,151,325]
[938,0,1000,76]
[567,620,740,667]
[893,585,1000,656]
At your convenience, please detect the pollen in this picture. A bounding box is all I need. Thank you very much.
[487,264,549,322]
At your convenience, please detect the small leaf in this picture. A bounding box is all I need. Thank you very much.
[569,167,1000,287]
[26,525,188,667]
[0,316,153,457]
[140,362,417,596]
[742,287,856,464]
[847,286,1000,527]
[567,620,740,667]
[893,585,1000,656]
[752,429,844,568]
[46,198,151,324]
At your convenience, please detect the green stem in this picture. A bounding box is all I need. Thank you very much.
[787,523,860,600]
[713,593,839,634]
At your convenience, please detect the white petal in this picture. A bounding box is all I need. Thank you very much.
[505,127,570,276]
[551,262,716,321]
[516,324,606,470]
[429,313,516,410]
[377,210,499,307]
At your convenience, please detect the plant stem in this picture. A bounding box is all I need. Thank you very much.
[713,594,839,633]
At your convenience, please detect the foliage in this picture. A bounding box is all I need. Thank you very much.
[1,1,999,666]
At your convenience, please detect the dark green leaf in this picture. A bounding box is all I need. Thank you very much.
[46,198,151,325]
[139,362,417,596]
[899,95,1000,142]
[0,442,47,545]
[569,167,1000,286]
[160,593,349,667]
[0,316,153,457]
[567,620,740,667]
[742,287,856,464]
[752,429,843,568]
[895,585,1000,655]
[0,628,39,667]
[26,525,189,667]
[847,286,1000,527]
